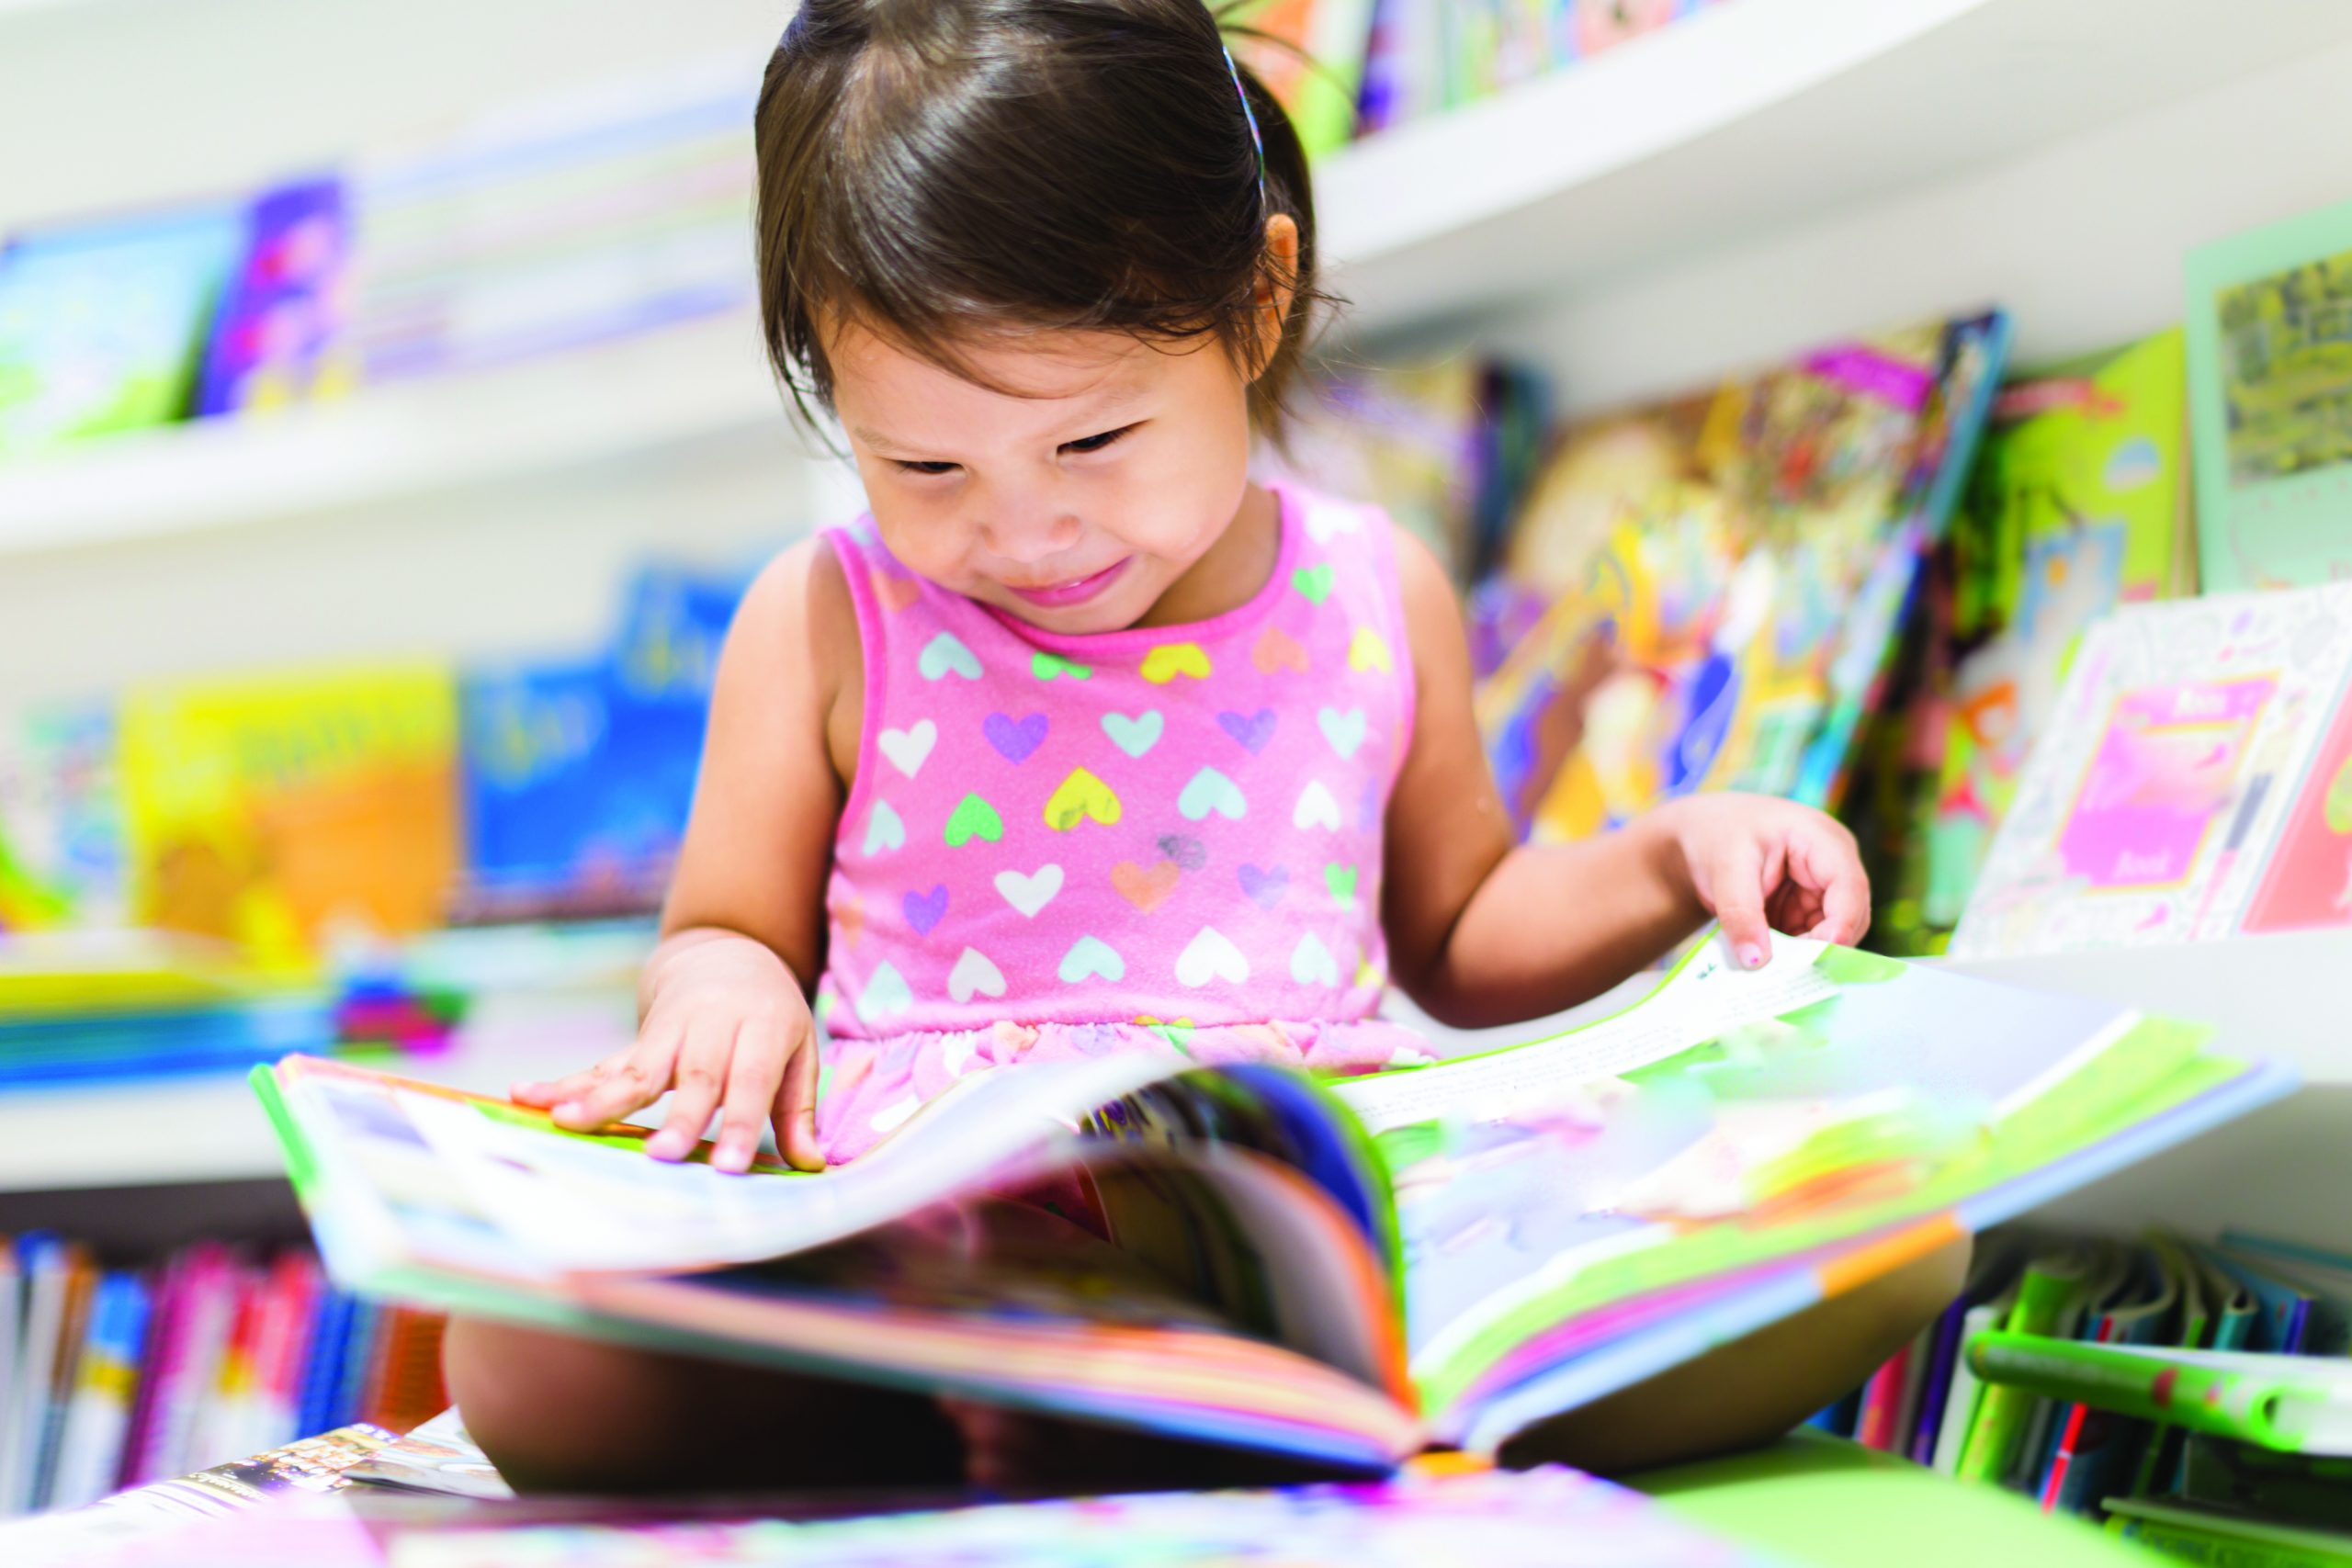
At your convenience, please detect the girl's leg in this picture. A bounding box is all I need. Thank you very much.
[442,1315,967,1495]
[1498,1235,1972,1476]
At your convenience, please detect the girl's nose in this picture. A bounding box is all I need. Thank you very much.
[977,502,1082,564]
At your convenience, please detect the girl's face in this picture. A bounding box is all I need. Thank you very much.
[827,320,1256,635]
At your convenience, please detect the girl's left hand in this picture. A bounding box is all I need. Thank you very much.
[1656,793,1871,970]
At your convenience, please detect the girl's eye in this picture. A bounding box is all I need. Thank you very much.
[1061,424,1135,456]
[894,459,960,476]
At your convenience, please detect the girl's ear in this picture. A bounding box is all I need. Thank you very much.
[1247,212,1302,381]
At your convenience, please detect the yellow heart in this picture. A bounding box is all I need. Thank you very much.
[1044,767,1124,830]
[1348,626,1392,673]
[1140,642,1213,684]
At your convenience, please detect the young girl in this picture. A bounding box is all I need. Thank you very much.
[446,0,1965,1494]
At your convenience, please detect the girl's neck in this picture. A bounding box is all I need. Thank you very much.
[1127,482,1282,631]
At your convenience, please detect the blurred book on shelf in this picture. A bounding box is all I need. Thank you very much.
[1272,355,1550,590]
[2186,195,2352,593]
[1356,0,1728,139]
[1853,331,2197,956]
[0,552,731,1089]
[1949,581,2352,959]
[0,61,758,469]
[342,62,756,385]
[0,204,246,460]
[0,1234,447,1519]
[1469,309,2010,844]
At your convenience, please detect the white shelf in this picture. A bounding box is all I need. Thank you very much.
[0,310,787,556]
[1938,929,2352,1089]
[1320,0,2352,338]
[0,990,637,1193]
[15,0,2352,550]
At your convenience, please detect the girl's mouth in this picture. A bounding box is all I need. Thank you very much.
[1004,557,1132,610]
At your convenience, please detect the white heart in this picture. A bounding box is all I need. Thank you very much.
[1304,502,1364,545]
[878,719,936,779]
[940,1034,979,1077]
[862,800,906,856]
[870,1094,924,1134]
[1290,931,1339,987]
[947,947,1006,1005]
[1175,927,1250,987]
[994,863,1064,919]
[1294,780,1342,832]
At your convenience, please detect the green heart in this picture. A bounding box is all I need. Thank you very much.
[1031,650,1093,682]
[1137,1015,1198,1055]
[1325,863,1358,905]
[944,793,1005,847]
[1293,563,1335,604]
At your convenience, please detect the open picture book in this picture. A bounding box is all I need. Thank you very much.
[254,933,2291,1469]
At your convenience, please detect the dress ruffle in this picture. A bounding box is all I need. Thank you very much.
[813,1015,1439,1165]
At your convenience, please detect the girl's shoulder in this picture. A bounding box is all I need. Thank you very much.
[728,532,864,784]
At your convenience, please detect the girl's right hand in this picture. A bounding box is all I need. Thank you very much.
[510,933,825,1175]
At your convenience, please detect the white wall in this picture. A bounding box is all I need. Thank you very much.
[1511,29,2352,414]
[0,0,782,231]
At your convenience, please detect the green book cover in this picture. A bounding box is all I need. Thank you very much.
[2185,198,2352,592]
[2107,1497,2352,1568]
[1957,1248,2098,1483]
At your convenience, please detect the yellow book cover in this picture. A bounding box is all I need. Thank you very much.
[120,665,459,963]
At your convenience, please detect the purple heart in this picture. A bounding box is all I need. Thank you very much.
[983,712,1049,763]
[1158,833,1208,872]
[901,884,949,936]
[1238,864,1288,909]
[1216,708,1278,755]
[1358,778,1383,832]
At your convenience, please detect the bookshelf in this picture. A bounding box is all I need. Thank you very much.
[1318,0,2352,340]
[14,0,2352,554]
[0,990,634,1195]
[0,311,783,557]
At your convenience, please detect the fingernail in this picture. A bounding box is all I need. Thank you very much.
[553,1101,582,1122]
[1736,943,1765,970]
[646,1134,685,1161]
[718,1140,752,1173]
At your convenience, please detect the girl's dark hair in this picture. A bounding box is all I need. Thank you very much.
[753,0,1327,435]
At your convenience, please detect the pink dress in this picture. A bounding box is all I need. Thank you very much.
[813,482,1440,1164]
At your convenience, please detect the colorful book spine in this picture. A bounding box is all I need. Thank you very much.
[0,1237,445,1519]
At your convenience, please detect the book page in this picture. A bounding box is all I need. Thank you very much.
[1331,937,1836,1134]
[287,1050,1181,1278]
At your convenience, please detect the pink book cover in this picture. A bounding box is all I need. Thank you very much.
[255,1254,322,1446]
[127,1244,235,1483]
[2241,672,2352,933]
[115,1249,193,1488]
[1856,1342,1913,1451]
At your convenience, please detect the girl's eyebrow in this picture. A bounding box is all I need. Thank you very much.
[850,386,1152,457]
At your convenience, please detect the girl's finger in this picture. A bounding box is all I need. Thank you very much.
[512,1048,633,1109]
[1707,840,1773,970]
[774,1025,825,1173]
[713,1015,787,1174]
[1793,827,1872,943]
[647,1014,733,1162]
[553,1032,681,1131]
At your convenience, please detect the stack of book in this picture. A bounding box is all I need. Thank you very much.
[0,1237,447,1518]
[1837,1229,2352,1563]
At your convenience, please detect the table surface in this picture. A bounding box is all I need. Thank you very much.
[1632,1433,2152,1567]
